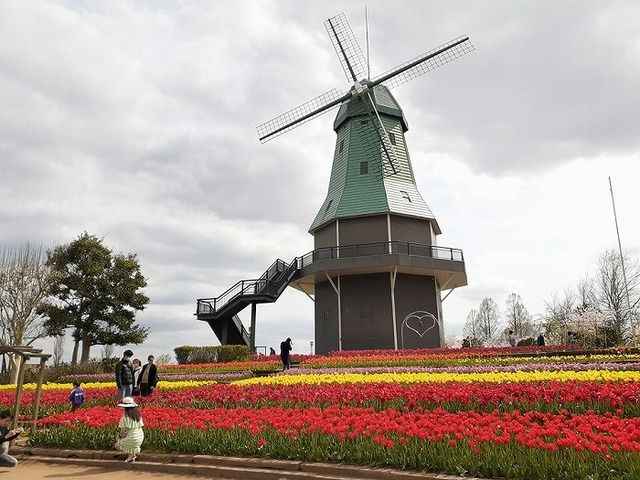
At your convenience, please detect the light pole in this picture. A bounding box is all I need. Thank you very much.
[609,177,634,343]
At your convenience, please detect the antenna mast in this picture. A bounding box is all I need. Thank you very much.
[608,176,634,337]
[365,6,370,79]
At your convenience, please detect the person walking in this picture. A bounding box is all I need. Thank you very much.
[69,381,85,411]
[138,355,159,397]
[0,410,23,468]
[508,330,516,347]
[114,397,144,463]
[280,337,292,371]
[115,349,135,400]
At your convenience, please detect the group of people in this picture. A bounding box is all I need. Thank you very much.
[115,350,159,399]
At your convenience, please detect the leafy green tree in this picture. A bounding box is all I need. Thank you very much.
[39,233,149,364]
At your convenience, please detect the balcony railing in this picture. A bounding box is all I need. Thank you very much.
[197,242,463,316]
[296,241,464,269]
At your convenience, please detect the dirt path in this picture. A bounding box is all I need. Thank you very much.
[3,460,210,479]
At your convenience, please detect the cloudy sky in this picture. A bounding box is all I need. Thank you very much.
[1,0,639,360]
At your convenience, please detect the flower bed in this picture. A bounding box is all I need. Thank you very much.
[234,370,640,386]
[302,352,640,369]
[159,360,280,373]
[57,371,250,384]
[16,346,640,479]
[32,405,640,479]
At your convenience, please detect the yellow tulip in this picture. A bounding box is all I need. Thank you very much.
[233,370,640,386]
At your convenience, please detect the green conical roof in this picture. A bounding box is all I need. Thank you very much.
[309,85,440,234]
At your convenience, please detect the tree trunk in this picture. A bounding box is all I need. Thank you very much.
[8,354,21,385]
[80,334,92,364]
[71,338,80,365]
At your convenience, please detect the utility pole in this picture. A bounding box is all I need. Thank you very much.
[608,176,633,340]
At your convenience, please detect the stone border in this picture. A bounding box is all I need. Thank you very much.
[13,446,486,480]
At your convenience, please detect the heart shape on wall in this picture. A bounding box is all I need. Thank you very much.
[403,311,438,338]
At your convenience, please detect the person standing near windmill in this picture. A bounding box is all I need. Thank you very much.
[280,338,292,371]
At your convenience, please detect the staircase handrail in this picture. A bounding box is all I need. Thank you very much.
[197,259,290,315]
[232,314,251,345]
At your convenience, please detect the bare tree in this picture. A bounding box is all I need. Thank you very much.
[0,243,57,382]
[463,309,483,346]
[504,293,533,338]
[0,243,56,346]
[576,275,598,311]
[53,334,65,366]
[474,298,501,344]
[542,289,576,344]
[154,353,173,365]
[594,250,640,343]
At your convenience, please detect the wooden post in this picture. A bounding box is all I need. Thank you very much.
[31,356,48,426]
[11,353,28,431]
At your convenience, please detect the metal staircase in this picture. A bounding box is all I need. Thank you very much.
[196,258,299,346]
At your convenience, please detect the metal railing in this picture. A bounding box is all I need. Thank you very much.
[197,259,290,315]
[297,241,464,268]
[232,314,250,344]
[197,242,463,316]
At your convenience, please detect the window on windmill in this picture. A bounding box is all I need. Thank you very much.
[388,132,396,145]
[400,190,412,202]
[325,199,333,212]
[339,139,344,153]
[360,161,369,175]
[360,119,369,125]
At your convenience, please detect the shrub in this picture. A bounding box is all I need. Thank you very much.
[173,345,250,364]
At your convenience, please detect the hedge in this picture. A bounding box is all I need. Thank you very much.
[174,345,250,364]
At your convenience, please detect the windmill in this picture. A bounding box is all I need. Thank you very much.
[257,13,472,353]
[196,13,472,354]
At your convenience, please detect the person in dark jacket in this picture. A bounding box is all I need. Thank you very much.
[115,349,134,400]
[280,338,292,371]
[138,355,159,397]
[0,410,23,468]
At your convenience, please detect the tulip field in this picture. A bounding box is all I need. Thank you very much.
[5,346,640,479]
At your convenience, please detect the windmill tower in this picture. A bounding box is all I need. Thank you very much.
[256,14,472,354]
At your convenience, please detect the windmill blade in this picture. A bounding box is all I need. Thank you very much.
[325,13,368,82]
[351,92,400,178]
[371,36,474,90]
[364,91,400,176]
[257,88,349,143]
